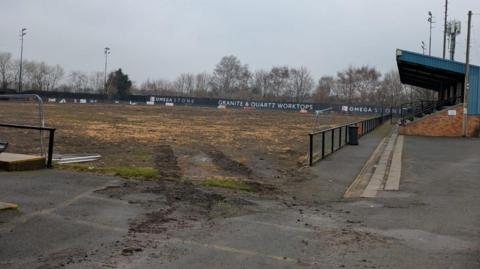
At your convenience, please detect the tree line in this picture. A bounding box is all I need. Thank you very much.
[0,51,433,106]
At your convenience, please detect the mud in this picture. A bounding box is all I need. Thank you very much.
[96,179,256,237]
[154,145,182,180]
[0,103,364,191]
[201,144,253,178]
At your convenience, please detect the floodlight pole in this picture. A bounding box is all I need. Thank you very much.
[428,12,434,56]
[104,47,110,94]
[443,0,448,59]
[462,11,472,137]
[18,28,27,92]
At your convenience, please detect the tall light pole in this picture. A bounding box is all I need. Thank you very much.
[462,11,472,137]
[421,41,426,55]
[18,28,27,92]
[104,47,110,94]
[443,0,448,59]
[428,11,434,56]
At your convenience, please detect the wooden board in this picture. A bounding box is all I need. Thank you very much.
[0,202,18,210]
[0,153,46,171]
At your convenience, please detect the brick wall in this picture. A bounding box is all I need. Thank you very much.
[399,104,480,137]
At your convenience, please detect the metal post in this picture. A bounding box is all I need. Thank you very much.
[428,12,434,56]
[104,47,110,94]
[331,129,335,153]
[339,127,342,148]
[400,104,403,121]
[321,132,325,159]
[443,0,448,59]
[18,28,27,92]
[47,129,55,168]
[344,126,348,145]
[309,134,313,166]
[463,11,472,137]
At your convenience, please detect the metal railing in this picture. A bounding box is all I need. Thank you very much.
[0,94,46,155]
[0,123,56,168]
[400,96,462,123]
[308,114,392,166]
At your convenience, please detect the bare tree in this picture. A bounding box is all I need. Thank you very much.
[313,76,335,102]
[0,52,13,89]
[289,67,314,102]
[251,69,270,98]
[211,55,250,97]
[195,72,210,96]
[68,71,89,93]
[268,66,290,98]
[88,72,104,93]
[336,65,381,105]
[376,70,407,107]
[175,73,195,95]
[355,66,381,104]
[45,64,64,91]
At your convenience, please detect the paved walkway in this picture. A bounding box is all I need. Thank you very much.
[0,133,479,268]
[290,123,393,203]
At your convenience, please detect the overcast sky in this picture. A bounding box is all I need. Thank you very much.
[1,0,479,84]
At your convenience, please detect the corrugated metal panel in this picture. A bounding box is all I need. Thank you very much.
[468,66,480,115]
[397,49,480,115]
[397,49,465,74]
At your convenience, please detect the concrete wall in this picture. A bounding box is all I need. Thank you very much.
[399,104,480,137]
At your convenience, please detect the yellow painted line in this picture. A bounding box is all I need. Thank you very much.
[85,193,131,205]
[36,213,301,264]
[169,238,298,263]
[44,212,128,233]
[235,219,315,233]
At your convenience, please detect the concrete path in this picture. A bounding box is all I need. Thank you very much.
[290,123,393,203]
[384,135,404,191]
[0,135,479,268]
[361,127,398,197]
[345,124,405,198]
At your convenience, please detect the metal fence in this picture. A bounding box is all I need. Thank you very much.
[308,114,392,166]
[0,123,56,168]
[400,96,462,123]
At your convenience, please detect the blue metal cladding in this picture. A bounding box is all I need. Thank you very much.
[397,49,480,115]
[468,65,480,115]
[397,49,466,74]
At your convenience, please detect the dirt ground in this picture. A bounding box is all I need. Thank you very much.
[1,104,478,268]
[0,102,364,189]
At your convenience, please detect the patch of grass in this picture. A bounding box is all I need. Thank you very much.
[59,164,158,179]
[102,166,159,179]
[201,177,255,192]
[59,163,95,172]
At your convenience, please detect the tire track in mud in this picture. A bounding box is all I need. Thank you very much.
[154,145,182,180]
[201,145,253,178]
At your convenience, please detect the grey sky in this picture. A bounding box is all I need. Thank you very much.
[1,0,479,84]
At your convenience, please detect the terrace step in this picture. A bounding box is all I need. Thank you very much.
[344,125,404,198]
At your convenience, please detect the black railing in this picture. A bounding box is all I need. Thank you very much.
[0,123,56,168]
[308,114,392,166]
[400,96,463,123]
